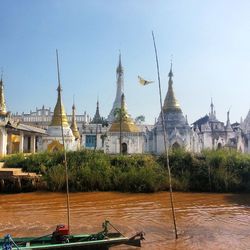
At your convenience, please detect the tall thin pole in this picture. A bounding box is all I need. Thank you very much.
[152,31,178,239]
[119,99,122,154]
[56,49,71,234]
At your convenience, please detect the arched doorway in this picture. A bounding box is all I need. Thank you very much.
[121,143,128,154]
[172,142,180,150]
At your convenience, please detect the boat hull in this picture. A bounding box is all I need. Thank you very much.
[0,232,142,250]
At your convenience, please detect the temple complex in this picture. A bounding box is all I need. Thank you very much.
[3,54,250,156]
[147,64,199,154]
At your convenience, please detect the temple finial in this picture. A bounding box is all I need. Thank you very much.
[117,51,123,74]
[168,56,173,78]
[210,98,214,113]
[0,68,3,83]
[72,95,75,109]
[56,49,62,93]
[227,106,232,123]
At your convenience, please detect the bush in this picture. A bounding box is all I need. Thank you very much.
[4,148,250,193]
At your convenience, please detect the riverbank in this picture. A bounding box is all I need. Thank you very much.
[1,149,250,193]
[0,191,250,250]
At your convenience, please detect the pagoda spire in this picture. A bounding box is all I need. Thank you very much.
[116,51,123,75]
[107,52,124,122]
[0,70,7,116]
[50,50,69,127]
[226,108,233,131]
[91,98,102,124]
[162,62,181,112]
[209,98,216,120]
[70,97,80,139]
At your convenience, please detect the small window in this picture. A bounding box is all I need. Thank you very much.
[85,135,96,148]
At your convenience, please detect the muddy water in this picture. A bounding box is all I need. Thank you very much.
[0,192,250,250]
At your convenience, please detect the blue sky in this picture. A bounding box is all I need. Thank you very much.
[1,0,250,124]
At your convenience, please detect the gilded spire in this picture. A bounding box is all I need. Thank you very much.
[50,50,69,127]
[163,62,181,113]
[0,71,7,116]
[109,94,139,133]
[71,98,80,139]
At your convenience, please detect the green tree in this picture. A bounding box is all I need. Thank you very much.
[135,115,145,124]
[114,107,127,154]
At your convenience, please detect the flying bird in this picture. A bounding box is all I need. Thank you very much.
[138,76,154,86]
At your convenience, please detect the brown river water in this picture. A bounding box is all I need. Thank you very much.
[0,192,250,250]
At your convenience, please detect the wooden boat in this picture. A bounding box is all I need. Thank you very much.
[1,220,144,250]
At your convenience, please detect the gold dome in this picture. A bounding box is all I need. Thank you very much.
[109,94,139,133]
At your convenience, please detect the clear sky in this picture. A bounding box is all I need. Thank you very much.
[1,0,250,124]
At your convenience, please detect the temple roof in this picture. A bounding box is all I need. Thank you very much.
[162,64,181,113]
[91,100,103,124]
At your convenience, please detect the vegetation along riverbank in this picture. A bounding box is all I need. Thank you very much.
[1,149,250,193]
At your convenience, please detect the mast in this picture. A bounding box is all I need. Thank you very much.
[152,31,178,239]
[56,49,71,234]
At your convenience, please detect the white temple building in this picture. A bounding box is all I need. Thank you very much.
[146,64,200,154]
[106,94,144,154]
[42,55,80,152]
[3,53,250,156]
[193,102,245,152]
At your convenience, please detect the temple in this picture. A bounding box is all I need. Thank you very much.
[146,63,199,153]
[1,53,250,156]
[106,94,143,154]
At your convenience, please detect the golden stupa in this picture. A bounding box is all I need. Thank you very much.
[109,94,139,133]
[50,83,69,127]
[162,64,181,113]
[70,102,80,139]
